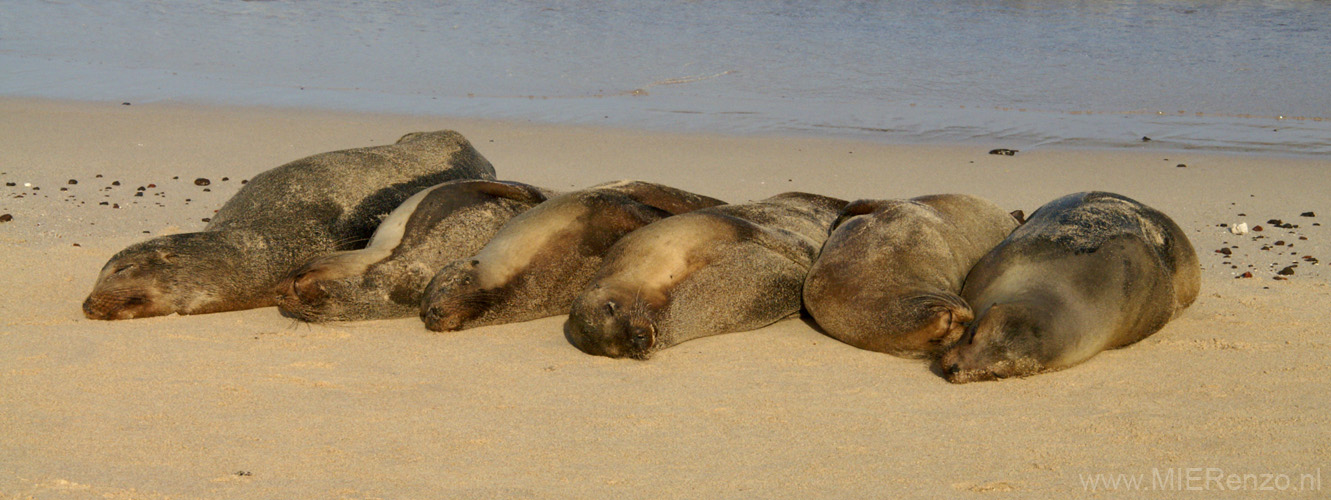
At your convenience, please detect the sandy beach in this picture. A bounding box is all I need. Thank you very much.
[1,97,1327,498]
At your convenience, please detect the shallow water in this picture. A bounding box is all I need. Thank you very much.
[3,0,1329,155]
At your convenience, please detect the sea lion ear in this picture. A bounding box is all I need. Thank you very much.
[1009,210,1026,224]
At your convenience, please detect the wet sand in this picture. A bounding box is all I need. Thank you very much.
[1,98,1327,498]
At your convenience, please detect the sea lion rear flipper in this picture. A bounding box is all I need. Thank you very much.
[1010,209,1026,224]
[906,292,975,353]
[605,180,727,215]
[468,180,551,205]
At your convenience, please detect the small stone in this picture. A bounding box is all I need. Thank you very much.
[1277,266,1295,276]
[134,192,143,197]
[112,203,119,209]
[194,178,211,186]
[0,214,11,222]
[1253,225,1264,232]
[1237,272,1253,278]
[67,179,78,185]
[222,177,230,182]
[122,102,131,106]
[99,201,108,205]
[147,183,156,188]
[112,181,121,186]
[137,186,146,191]
[1141,136,1152,142]
[1176,164,1187,168]
[1215,248,1232,255]
[988,148,1018,156]
[201,217,212,223]
[1301,211,1316,217]
[1275,240,1286,246]
[4,182,13,187]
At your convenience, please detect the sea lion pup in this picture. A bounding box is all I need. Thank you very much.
[940,191,1201,383]
[802,194,1021,358]
[419,180,725,332]
[275,180,553,322]
[83,131,497,320]
[565,192,848,359]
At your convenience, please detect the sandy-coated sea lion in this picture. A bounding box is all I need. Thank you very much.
[419,180,725,332]
[803,194,1021,358]
[275,180,552,322]
[940,191,1200,383]
[565,192,847,359]
[83,131,497,320]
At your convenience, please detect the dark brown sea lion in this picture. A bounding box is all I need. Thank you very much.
[565,192,847,359]
[275,180,552,322]
[419,180,725,332]
[803,194,1020,358]
[83,130,497,320]
[940,191,1201,383]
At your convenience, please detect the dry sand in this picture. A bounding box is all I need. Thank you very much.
[1,97,1327,499]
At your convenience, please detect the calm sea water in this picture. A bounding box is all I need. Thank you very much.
[3,0,1329,155]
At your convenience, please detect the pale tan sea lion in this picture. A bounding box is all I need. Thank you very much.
[83,131,497,320]
[275,180,552,322]
[803,194,1021,358]
[419,180,725,332]
[940,191,1201,383]
[565,192,847,359]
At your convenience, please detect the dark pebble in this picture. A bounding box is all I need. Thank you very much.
[1238,271,1253,278]
[1275,240,1286,246]
[1301,211,1316,217]
[136,186,146,191]
[241,179,248,184]
[1253,225,1264,232]
[203,188,211,192]
[147,183,156,188]
[222,177,230,181]
[1277,266,1296,276]
[0,214,11,222]
[1273,276,1288,281]
[1268,219,1283,225]
[96,174,103,178]
[122,102,131,106]
[99,201,108,205]
[194,178,211,186]
[988,148,1018,156]
[4,182,13,187]
[112,181,121,186]
[1299,236,1308,240]
[1238,213,1246,216]
[67,179,78,185]
[201,217,212,223]
[112,204,119,209]
[1141,136,1152,142]
[1176,164,1187,168]
[134,192,143,197]
[1219,223,1228,227]
[1216,248,1232,255]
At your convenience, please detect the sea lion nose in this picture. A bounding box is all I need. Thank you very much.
[944,363,961,377]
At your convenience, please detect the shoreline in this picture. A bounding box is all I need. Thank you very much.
[1,97,1327,498]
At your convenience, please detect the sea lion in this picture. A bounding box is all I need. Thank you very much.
[275,180,552,322]
[565,192,847,359]
[803,194,1021,358]
[940,191,1201,383]
[83,130,497,320]
[419,180,725,332]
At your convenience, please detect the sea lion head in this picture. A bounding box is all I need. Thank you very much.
[565,283,661,360]
[83,232,243,320]
[420,258,498,331]
[939,302,1047,383]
